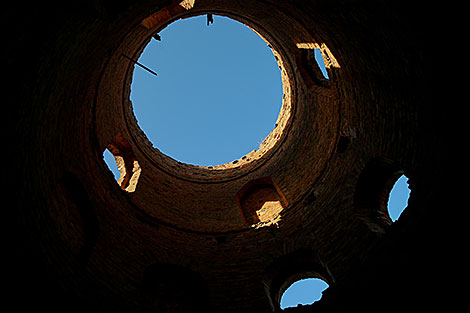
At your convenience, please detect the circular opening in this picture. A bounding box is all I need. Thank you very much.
[387,174,410,222]
[130,15,284,167]
[280,278,329,309]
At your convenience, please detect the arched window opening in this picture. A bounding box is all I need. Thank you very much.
[280,278,329,309]
[387,174,410,222]
[263,250,333,311]
[354,158,411,227]
[102,134,141,192]
[236,177,287,227]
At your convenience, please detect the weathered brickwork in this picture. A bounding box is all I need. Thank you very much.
[7,0,437,312]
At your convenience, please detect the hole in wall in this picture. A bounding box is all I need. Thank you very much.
[236,177,287,227]
[354,158,410,226]
[263,250,334,311]
[280,278,329,309]
[130,14,285,167]
[102,134,141,192]
[296,43,338,91]
[387,174,410,222]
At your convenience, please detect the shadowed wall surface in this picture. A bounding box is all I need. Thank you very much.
[6,0,439,312]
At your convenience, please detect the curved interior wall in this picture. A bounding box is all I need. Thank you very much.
[7,0,437,312]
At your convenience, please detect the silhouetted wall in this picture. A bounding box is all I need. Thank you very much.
[6,1,439,312]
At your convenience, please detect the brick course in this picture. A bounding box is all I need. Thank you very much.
[7,0,437,312]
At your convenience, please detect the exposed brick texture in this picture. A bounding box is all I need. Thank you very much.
[6,0,439,312]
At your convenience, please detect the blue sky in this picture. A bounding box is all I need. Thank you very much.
[388,174,410,221]
[103,14,410,309]
[130,15,283,166]
[281,278,329,309]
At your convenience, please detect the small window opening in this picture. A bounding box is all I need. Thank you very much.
[236,177,287,227]
[103,148,120,181]
[387,174,410,222]
[102,134,141,192]
[297,46,330,89]
[280,278,329,309]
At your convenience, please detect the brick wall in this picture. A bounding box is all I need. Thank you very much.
[7,0,437,312]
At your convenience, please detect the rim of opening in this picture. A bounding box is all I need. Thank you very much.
[122,10,295,183]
